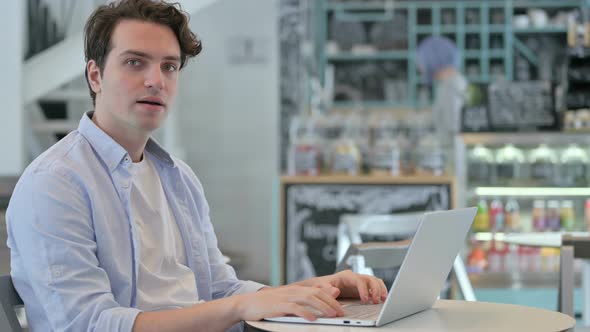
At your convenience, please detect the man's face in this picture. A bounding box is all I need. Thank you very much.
[88,19,181,134]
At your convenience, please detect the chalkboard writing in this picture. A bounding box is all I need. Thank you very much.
[283,182,452,283]
[488,81,557,131]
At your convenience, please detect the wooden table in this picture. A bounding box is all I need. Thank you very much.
[245,300,575,332]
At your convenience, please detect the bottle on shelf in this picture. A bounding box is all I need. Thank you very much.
[489,198,505,232]
[495,144,526,186]
[288,115,321,176]
[541,248,560,272]
[467,144,495,185]
[317,113,341,173]
[528,144,558,186]
[487,240,503,273]
[519,246,541,273]
[560,144,589,187]
[349,113,371,174]
[505,198,521,232]
[505,244,519,272]
[374,139,402,176]
[585,199,590,232]
[398,117,417,175]
[546,200,561,232]
[532,200,546,232]
[467,241,487,274]
[518,246,530,272]
[369,113,403,176]
[530,247,542,272]
[416,129,445,176]
[331,114,362,175]
[331,138,361,175]
[561,200,576,232]
[473,199,489,232]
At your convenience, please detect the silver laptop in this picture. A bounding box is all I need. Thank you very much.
[266,207,477,327]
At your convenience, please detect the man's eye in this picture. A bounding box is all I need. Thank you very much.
[164,63,178,72]
[126,59,141,66]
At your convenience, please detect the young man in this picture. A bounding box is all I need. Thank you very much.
[6,1,387,331]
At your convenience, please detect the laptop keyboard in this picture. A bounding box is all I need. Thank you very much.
[304,302,384,320]
[341,303,383,319]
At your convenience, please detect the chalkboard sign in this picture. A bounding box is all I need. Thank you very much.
[280,176,455,284]
[487,81,558,131]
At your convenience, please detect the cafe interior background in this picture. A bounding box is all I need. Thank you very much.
[2,0,590,328]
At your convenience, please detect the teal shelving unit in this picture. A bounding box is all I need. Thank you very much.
[316,0,582,109]
[327,51,409,61]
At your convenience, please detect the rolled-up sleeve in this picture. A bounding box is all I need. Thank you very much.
[6,169,141,332]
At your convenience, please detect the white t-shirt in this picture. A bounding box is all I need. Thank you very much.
[129,155,199,311]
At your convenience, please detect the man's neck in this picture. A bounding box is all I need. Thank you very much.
[91,110,148,162]
[434,66,458,81]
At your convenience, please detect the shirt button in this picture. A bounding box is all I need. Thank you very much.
[122,181,130,189]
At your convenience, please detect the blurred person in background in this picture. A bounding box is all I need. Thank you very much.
[417,36,467,147]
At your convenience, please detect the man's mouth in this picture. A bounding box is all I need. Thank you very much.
[137,100,164,106]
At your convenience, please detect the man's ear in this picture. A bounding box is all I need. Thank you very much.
[86,60,102,94]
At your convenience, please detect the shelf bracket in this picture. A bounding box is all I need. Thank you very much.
[513,36,539,67]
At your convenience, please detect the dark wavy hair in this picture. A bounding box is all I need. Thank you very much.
[83,0,202,105]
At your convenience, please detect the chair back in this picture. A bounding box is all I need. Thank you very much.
[0,275,24,332]
[559,235,590,318]
[337,212,422,262]
[336,212,422,285]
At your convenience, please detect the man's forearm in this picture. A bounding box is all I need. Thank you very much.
[132,295,243,332]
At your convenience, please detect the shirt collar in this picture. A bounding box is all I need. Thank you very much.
[78,111,175,172]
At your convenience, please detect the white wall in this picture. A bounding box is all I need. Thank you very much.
[176,0,279,282]
[0,2,24,175]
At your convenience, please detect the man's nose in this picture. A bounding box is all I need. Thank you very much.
[144,66,164,90]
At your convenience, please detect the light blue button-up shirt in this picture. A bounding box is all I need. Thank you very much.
[6,112,265,331]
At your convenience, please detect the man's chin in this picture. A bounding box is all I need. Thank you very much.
[133,118,164,133]
[136,113,166,133]
[140,122,163,133]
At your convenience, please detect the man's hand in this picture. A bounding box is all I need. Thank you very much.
[234,284,345,322]
[233,271,386,323]
[295,270,388,305]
